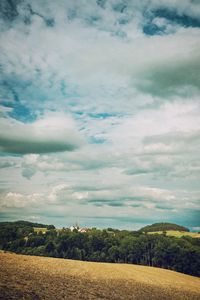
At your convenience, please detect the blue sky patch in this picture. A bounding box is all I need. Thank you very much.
[154,9,200,28]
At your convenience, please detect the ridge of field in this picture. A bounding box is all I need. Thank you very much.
[148,230,200,238]
[0,252,200,300]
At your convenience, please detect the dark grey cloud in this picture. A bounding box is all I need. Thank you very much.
[0,161,15,168]
[88,199,125,207]
[0,137,78,154]
[155,204,175,211]
[136,55,200,97]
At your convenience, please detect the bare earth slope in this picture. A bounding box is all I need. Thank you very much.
[0,252,200,300]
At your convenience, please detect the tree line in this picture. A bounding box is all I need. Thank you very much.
[0,221,200,277]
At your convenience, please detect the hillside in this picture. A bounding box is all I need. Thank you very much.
[0,221,54,245]
[140,222,189,232]
[0,220,54,229]
[0,252,200,300]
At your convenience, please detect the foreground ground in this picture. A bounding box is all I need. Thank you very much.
[0,252,200,300]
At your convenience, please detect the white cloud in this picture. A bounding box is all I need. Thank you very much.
[0,191,42,209]
[0,112,83,154]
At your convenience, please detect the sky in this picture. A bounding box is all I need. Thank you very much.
[0,0,200,230]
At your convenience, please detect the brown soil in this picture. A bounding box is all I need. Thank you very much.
[0,252,200,300]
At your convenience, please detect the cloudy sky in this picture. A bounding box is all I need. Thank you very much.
[0,0,200,230]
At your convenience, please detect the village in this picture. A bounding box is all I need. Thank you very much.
[69,225,90,233]
[33,224,91,235]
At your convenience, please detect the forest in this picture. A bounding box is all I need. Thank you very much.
[0,221,200,277]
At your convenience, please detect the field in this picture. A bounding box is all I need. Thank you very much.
[148,230,200,238]
[0,252,200,300]
[33,227,48,234]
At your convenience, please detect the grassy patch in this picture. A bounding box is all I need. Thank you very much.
[33,227,48,234]
[148,230,200,238]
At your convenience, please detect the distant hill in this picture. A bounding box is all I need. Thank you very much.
[139,222,189,232]
[0,220,55,229]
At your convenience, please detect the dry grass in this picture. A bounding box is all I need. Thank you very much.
[148,230,200,238]
[0,252,200,300]
[33,227,48,234]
